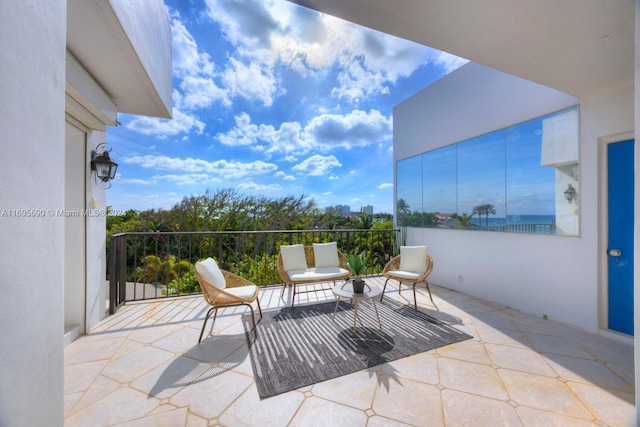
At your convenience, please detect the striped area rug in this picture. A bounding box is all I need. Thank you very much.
[242,298,472,398]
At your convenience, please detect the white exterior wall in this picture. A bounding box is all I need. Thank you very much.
[394,63,634,332]
[64,122,86,344]
[86,131,109,331]
[0,1,66,426]
[633,0,640,422]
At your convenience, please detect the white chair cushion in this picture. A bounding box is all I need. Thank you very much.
[224,284,258,300]
[280,244,308,271]
[400,246,427,272]
[313,242,339,268]
[196,257,226,290]
[387,270,422,280]
[288,267,349,282]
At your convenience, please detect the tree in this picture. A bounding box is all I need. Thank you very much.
[483,204,496,227]
[396,198,410,214]
[358,212,373,229]
[451,212,473,229]
[472,205,484,226]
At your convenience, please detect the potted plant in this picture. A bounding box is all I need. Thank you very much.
[346,250,369,293]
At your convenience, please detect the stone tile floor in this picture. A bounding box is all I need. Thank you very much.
[64,278,636,426]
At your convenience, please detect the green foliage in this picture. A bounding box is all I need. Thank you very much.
[107,189,398,294]
[451,212,474,229]
[136,255,196,294]
[346,250,369,277]
[233,254,281,287]
[398,210,437,228]
[166,264,200,296]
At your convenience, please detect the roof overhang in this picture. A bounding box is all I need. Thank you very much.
[287,0,635,98]
[67,0,172,119]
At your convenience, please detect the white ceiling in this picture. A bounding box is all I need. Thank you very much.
[288,0,635,98]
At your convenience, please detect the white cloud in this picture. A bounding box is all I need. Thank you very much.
[180,76,230,109]
[124,154,278,179]
[304,109,392,148]
[237,181,283,192]
[153,173,221,186]
[125,108,205,138]
[205,0,280,49]
[435,51,469,73]
[292,154,341,176]
[216,112,261,147]
[170,10,215,78]
[118,178,152,185]
[217,113,310,153]
[202,0,465,107]
[378,183,393,189]
[216,109,391,155]
[222,58,279,106]
[275,171,295,181]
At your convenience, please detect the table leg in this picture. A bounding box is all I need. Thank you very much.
[373,300,382,328]
[353,300,358,332]
[332,297,341,321]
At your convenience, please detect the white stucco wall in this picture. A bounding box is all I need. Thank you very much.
[635,1,640,420]
[65,122,86,343]
[394,63,634,332]
[86,132,109,331]
[0,1,66,426]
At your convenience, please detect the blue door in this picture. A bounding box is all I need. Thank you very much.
[607,139,634,335]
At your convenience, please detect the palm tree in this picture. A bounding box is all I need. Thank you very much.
[472,205,484,226]
[483,204,496,227]
[396,198,410,214]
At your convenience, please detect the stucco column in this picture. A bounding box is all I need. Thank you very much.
[0,1,66,426]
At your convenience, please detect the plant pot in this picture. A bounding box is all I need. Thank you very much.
[352,279,365,294]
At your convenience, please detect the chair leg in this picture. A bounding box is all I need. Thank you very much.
[246,303,258,340]
[424,280,435,305]
[291,284,297,307]
[256,297,263,318]
[198,306,218,344]
[280,283,286,298]
[380,278,391,302]
[412,283,418,311]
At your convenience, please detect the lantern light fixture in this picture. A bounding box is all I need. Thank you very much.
[564,183,577,204]
[91,143,118,187]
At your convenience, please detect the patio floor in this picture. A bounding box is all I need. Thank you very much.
[64,277,636,426]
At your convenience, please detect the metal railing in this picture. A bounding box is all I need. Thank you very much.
[108,228,399,313]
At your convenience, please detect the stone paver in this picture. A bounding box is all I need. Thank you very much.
[64,279,636,426]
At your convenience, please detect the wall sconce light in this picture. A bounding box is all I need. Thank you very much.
[564,184,577,204]
[91,143,118,187]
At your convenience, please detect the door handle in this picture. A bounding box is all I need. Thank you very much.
[609,249,622,257]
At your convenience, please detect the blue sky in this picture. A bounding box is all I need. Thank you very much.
[106,0,467,214]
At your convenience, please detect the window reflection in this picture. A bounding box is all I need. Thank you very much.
[395,107,579,235]
[396,155,422,226]
[457,131,505,226]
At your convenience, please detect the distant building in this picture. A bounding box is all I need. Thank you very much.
[335,205,351,216]
[361,205,373,215]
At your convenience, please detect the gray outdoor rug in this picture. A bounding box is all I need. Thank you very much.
[241,298,472,399]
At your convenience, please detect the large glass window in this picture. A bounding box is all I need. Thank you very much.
[396,107,579,235]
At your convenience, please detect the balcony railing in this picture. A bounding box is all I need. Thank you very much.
[108,228,399,314]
